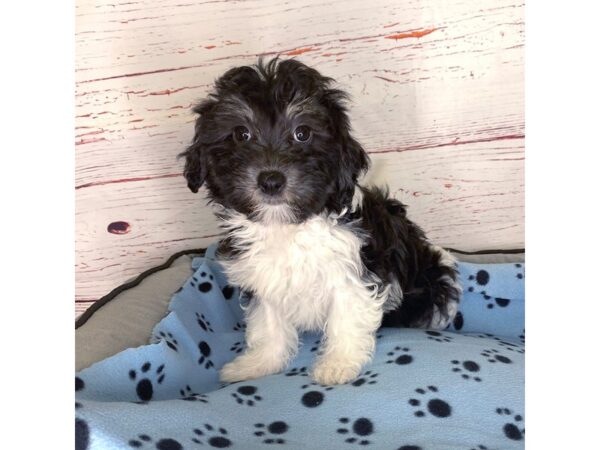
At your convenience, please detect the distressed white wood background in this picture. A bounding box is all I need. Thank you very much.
[75,0,524,317]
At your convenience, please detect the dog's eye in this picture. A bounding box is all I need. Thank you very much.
[293,126,311,143]
[233,126,252,142]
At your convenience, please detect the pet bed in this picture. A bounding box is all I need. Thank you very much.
[75,245,525,450]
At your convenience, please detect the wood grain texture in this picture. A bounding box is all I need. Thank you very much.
[75,0,524,316]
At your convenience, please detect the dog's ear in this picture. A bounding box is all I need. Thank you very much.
[321,88,370,206]
[179,99,215,193]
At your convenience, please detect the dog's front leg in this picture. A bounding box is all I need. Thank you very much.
[220,299,298,383]
[312,283,384,385]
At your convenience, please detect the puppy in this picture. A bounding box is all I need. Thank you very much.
[181,58,461,385]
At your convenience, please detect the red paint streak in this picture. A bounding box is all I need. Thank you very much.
[385,28,437,40]
[444,183,453,188]
[107,221,131,235]
[369,134,525,155]
[128,118,144,123]
[75,173,181,190]
[75,129,104,138]
[374,76,399,83]
[286,47,317,56]
[76,137,108,146]
[225,41,241,46]
[76,113,92,118]
[205,45,217,49]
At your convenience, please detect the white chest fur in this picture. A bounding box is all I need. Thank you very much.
[219,211,384,330]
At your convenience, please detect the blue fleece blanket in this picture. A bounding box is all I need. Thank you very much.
[75,245,524,450]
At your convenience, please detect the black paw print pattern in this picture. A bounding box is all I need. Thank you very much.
[496,408,525,441]
[351,370,378,387]
[467,269,490,292]
[191,424,232,448]
[300,382,333,408]
[190,271,214,293]
[232,385,262,406]
[397,447,422,450]
[481,349,513,364]
[153,331,179,352]
[196,313,214,332]
[179,385,208,403]
[233,321,246,332]
[310,339,321,353]
[336,417,374,445]
[128,362,165,401]
[254,421,289,445]
[408,386,452,418]
[76,417,89,450]
[285,366,309,377]
[128,434,185,450]
[514,263,524,280]
[451,360,482,382]
[452,311,464,330]
[75,376,85,392]
[478,290,511,310]
[493,337,525,354]
[469,446,490,450]
[229,341,244,354]
[222,285,235,300]
[386,346,414,365]
[198,341,214,369]
[425,330,453,343]
[519,329,525,344]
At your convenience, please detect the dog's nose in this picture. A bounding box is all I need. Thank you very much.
[257,171,286,195]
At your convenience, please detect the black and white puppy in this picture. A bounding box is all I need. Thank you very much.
[181,58,461,385]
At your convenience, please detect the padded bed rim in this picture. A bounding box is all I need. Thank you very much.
[74,246,525,329]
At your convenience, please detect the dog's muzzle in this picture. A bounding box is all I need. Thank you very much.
[257,170,286,196]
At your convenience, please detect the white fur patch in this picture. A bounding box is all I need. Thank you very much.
[218,210,388,384]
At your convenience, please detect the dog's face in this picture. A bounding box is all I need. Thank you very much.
[181,58,369,223]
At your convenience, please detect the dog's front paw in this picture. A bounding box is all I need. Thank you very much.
[220,353,283,383]
[312,360,361,385]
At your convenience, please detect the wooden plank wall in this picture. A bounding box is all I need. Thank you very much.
[75,0,525,317]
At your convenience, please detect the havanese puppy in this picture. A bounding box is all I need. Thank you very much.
[181,58,461,385]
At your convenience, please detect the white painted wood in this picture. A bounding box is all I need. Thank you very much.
[75,0,524,316]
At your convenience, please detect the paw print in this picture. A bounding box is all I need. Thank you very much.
[514,263,524,280]
[425,330,453,343]
[198,341,214,369]
[254,421,289,444]
[128,434,185,449]
[196,313,214,332]
[452,311,464,330]
[231,385,262,406]
[75,376,85,391]
[519,330,525,344]
[451,360,482,382]
[222,285,235,300]
[467,269,490,289]
[300,382,333,408]
[351,370,378,387]
[128,362,165,401]
[310,339,321,352]
[285,366,309,377]
[493,338,525,354]
[496,408,525,441]
[336,417,374,445]
[478,290,511,309]
[179,385,208,403]
[152,331,179,352]
[385,346,414,365]
[469,446,490,450]
[481,349,513,364]
[191,424,232,448]
[408,386,452,418]
[233,321,246,332]
[229,341,244,354]
[376,332,384,340]
[190,271,214,293]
